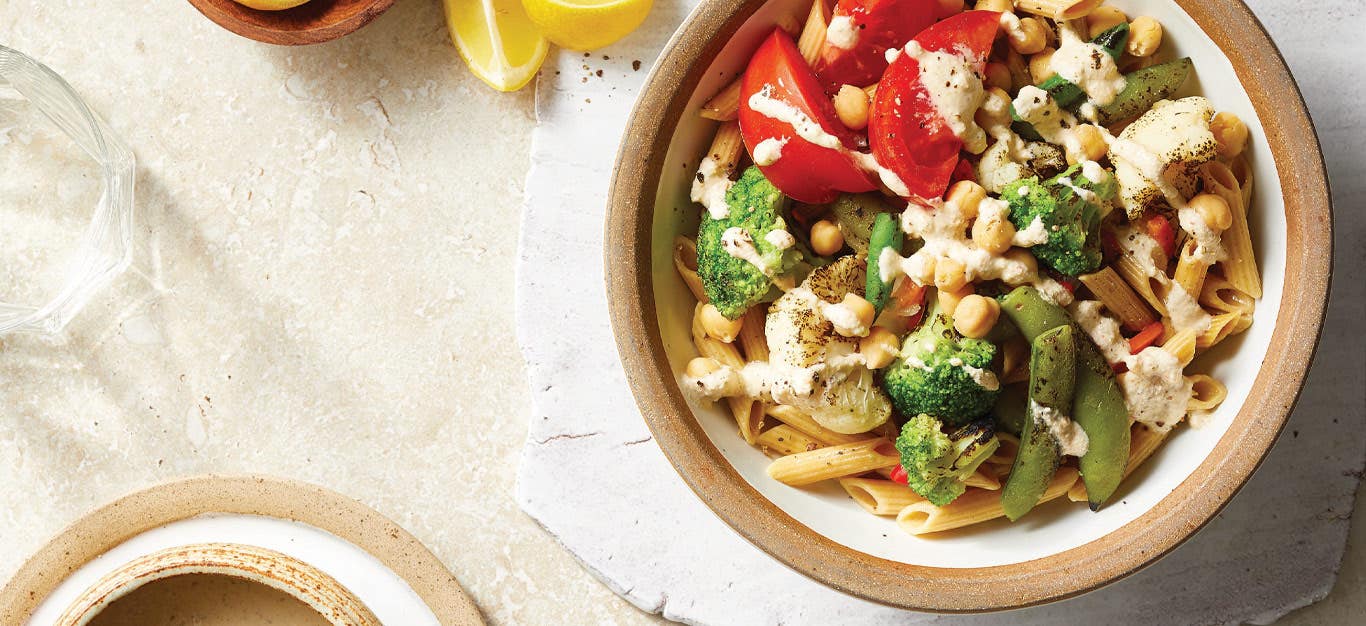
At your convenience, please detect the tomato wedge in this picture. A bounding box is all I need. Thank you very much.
[812,0,938,92]
[869,10,1000,201]
[739,29,877,204]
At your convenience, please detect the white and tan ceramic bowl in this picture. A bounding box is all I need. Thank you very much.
[606,0,1331,611]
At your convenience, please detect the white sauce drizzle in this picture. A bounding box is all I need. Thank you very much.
[950,356,1000,391]
[902,41,988,154]
[1050,28,1127,106]
[1013,215,1050,247]
[752,136,788,166]
[1031,399,1090,457]
[1122,346,1193,433]
[720,227,775,276]
[764,228,795,250]
[747,85,911,197]
[1068,300,1130,365]
[1164,282,1212,333]
[820,298,871,338]
[690,156,732,219]
[826,15,859,50]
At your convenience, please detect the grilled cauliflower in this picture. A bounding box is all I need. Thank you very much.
[1109,97,1217,219]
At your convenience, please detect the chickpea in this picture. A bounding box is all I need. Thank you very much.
[984,62,1012,92]
[910,256,938,286]
[810,220,845,256]
[1189,193,1233,231]
[686,357,722,379]
[859,326,902,369]
[935,257,969,293]
[939,284,975,317]
[1029,48,1057,85]
[1211,112,1249,159]
[974,0,1012,13]
[1086,6,1128,39]
[1066,124,1109,165]
[953,294,1001,339]
[700,303,744,342]
[1003,248,1038,281]
[975,87,1013,130]
[946,180,987,219]
[972,211,1016,254]
[1009,18,1048,56]
[835,294,877,338]
[833,84,870,131]
[1127,16,1163,58]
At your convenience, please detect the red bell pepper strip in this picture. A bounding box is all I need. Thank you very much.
[1127,321,1165,355]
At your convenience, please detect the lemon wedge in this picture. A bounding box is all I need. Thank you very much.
[522,0,653,51]
[232,0,311,9]
[443,0,550,92]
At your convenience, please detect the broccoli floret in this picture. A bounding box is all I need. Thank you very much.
[895,414,1001,506]
[881,298,1001,425]
[1002,164,1114,276]
[697,167,799,319]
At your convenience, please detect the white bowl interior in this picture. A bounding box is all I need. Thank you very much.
[652,0,1285,568]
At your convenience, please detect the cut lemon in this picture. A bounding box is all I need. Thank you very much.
[521,0,653,52]
[232,0,311,9]
[443,0,550,92]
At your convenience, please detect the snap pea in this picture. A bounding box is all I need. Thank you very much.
[1011,23,1131,140]
[992,383,1028,437]
[1095,58,1193,126]
[864,212,902,316]
[999,286,1131,509]
[1002,325,1075,521]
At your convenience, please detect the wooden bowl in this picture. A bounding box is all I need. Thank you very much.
[605,0,1331,612]
[185,0,396,46]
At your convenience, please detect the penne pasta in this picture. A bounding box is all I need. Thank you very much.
[1013,0,1102,21]
[899,467,1079,535]
[1172,239,1211,303]
[692,305,764,443]
[1113,253,1171,317]
[700,80,741,122]
[766,405,871,446]
[673,236,708,303]
[737,306,769,362]
[1201,161,1261,298]
[797,0,831,65]
[964,467,1002,491]
[1199,273,1256,317]
[757,424,822,456]
[988,432,1021,466]
[705,121,745,180]
[1161,328,1199,367]
[768,439,900,486]
[1079,267,1157,332]
[1229,153,1255,208]
[1187,374,1228,412]
[1197,312,1252,349]
[840,477,925,516]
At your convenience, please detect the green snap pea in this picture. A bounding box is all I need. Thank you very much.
[1002,325,1075,521]
[992,383,1028,437]
[864,212,902,316]
[999,286,1131,509]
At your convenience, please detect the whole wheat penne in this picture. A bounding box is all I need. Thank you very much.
[700,81,742,121]
[768,439,900,486]
[766,405,871,445]
[899,467,1079,535]
[1114,253,1170,316]
[840,477,926,515]
[692,305,764,442]
[1201,161,1261,298]
[674,237,708,303]
[737,306,769,362]
[1079,267,1158,332]
[757,424,823,456]
[1172,240,1212,302]
[1199,273,1256,317]
[1014,0,1101,20]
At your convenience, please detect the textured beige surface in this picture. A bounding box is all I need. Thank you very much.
[0,0,1358,624]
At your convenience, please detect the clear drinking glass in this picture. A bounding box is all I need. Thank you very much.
[0,45,134,336]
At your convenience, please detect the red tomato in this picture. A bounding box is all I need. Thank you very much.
[1128,321,1165,355]
[869,11,1000,201]
[890,464,909,484]
[812,0,938,92]
[739,30,877,204]
[949,158,975,184]
[1145,214,1177,257]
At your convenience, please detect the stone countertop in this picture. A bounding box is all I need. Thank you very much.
[0,1,1360,624]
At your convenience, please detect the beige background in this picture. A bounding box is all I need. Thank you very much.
[0,1,1358,624]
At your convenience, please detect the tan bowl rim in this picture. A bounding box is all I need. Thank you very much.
[0,475,485,625]
[604,0,1332,612]
[184,0,397,46]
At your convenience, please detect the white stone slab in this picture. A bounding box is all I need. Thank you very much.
[516,1,1366,623]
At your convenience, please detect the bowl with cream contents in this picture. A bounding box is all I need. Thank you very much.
[605,0,1330,611]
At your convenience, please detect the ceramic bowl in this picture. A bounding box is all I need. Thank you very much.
[185,0,395,46]
[605,0,1331,611]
